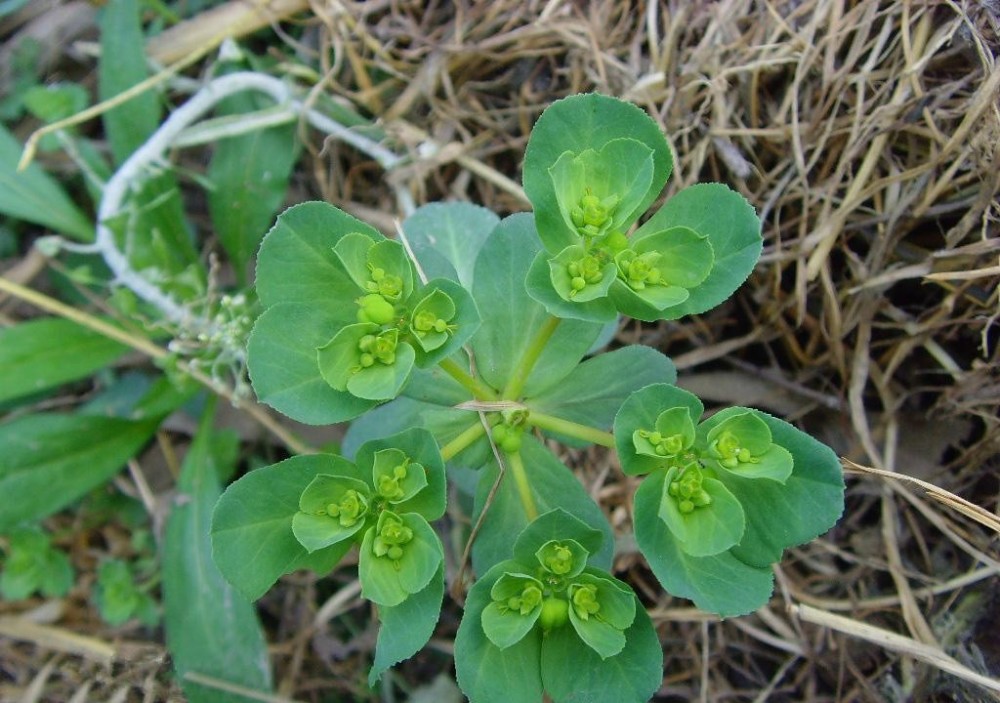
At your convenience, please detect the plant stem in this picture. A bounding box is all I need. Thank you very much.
[502,315,561,399]
[439,421,486,461]
[506,450,538,521]
[438,357,498,400]
[527,412,615,448]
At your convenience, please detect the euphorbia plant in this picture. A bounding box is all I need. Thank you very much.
[212,93,844,702]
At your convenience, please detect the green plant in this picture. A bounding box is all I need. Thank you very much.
[0,527,74,600]
[212,93,845,701]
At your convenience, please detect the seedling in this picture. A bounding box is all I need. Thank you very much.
[212,93,845,702]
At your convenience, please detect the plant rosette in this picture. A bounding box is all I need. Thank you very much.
[455,510,662,703]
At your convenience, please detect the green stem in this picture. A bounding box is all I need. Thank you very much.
[527,412,615,448]
[440,421,486,461]
[506,450,538,521]
[502,316,561,399]
[438,357,498,400]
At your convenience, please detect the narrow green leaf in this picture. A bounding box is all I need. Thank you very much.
[247,303,378,425]
[369,565,445,687]
[99,0,197,271]
[633,469,773,617]
[539,599,662,703]
[632,183,761,319]
[402,202,500,288]
[528,346,676,436]
[0,124,94,240]
[211,456,355,601]
[470,214,603,395]
[163,404,273,703]
[208,86,298,283]
[0,413,158,531]
[524,94,673,254]
[472,436,614,575]
[697,408,845,568]
[0,318,129,405]
[454,562,544,703]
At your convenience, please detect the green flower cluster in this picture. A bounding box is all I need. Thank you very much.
[315,233,469,401]
[290,431,445,607]
[620,387,794,559]
[481,537,635,659]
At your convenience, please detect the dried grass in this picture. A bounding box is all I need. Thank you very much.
[2,0,999,701]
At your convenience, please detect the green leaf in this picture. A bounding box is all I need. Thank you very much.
[211,456,355,601]
[548,244,617,303]
[549,139,655,239]
[247,303,378,424]
[470,214,604,394]
[472,436,614,575]
[632,407,696,459]
[697,408,844,568]
[371,448,428,503]
[401,202,500,288]
[409,287,456,352]
[359,512,442,606]
[207,83,298,283]
[0,529,73,600]
[632,225,715,289]
[316,322,416,401]
[0,318,129,405]
[658,468,746,557]
[608,226,715,320]
[566,573,634,659]
[410,278,482,367]
[292,473,372,552]
[455,562,544,703]
[632,183,761,319]
[254,202,382,311]
[512,509,603,568]
[702,410,793,482]
[23,83,89,124]
[633,469,773,617]
[94,560,148,625]
[614,384,704,476]
[525,250,618,323]
[0,413,158,530]
[354,428,447,520]
[539,598,662,703]
[481,572,544,649]
[535,540,589,578]
[528,346,676,437]
[0,124,94,240]
[524,94,673,254]
[369,565,445,687]
[99,0,197,272]
[163,404,273,702]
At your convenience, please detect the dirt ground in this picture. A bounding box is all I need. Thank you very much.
[1,1,998,701]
